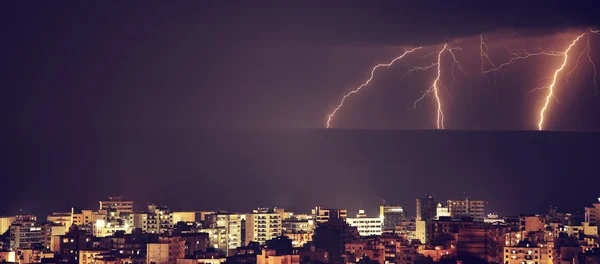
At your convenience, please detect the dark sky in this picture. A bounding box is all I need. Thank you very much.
[1,1,600,219]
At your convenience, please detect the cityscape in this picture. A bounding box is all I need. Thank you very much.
[2,195,600,263]
[2,1,600,264]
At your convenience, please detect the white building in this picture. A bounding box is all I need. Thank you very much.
[209,213,243,252]
[246,208,282,245]
[435,203,450,219]
[346,215,382,237]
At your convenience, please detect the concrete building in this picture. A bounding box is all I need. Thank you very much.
[416,195,437,221]
[41,222,66,250]
[256,249,300,264]
[246,208,282,245]
[14,248,54,263]
[198,226,227,252]
[47,212,72,228]
[282,217,314,247]
[0,251,16,262]
[585,198,600,226]
[503,241,551,264]
[415,220,427,244]
[0,216,16,235]
[435,203,450,219]
[172,212,195,224]
[99,196,133,213]
[312,207,347,224]
[380,205,405,231]
[206,212,243,252]
[9,221,43,250]
[147,236,185,264]
[346,215,383,237]
[447,198,486,221]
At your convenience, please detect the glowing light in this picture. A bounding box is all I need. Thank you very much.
[413,44,451,129]
[325,47,422,128]
[537,33,586,130]
[481,49,564,74]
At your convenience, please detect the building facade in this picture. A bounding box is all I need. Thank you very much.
[380,205,405,231]
[416,196,437,221]
[312,207,347,224]
[246,209,282,245]
[447,198,486,221]
[346,217,383,237]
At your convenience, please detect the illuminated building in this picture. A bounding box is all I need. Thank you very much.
[415,220,428,244]
[146,236,185,264]
[282,217,314,247]
[57,225,94,263]
[312,207,347,224]
[416,195,437,221]
[172,211,196,224]
[94,208,134,237]
[380,205,405,231]
[0,251,15,262]
[99,195,133,214]
[41,222,66,250]
[134,204,173,234]
[148,204,173,233]
[14,248,54,263]
[257,248,300,264]
[435,203,450,219]
[585,198,600,226]
[9,220,43,250]
[503,241,551,264]
[47,212,71,229]
[206,212,243,253]
[447,198,486,221]
[245,208,282,245]
[134,212,159,233]
[346,211,383,237]
[0,216,16,235]
[199,226,228,252]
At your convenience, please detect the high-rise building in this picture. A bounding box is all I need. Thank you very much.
[447,198,486,221]
[312,207,347,224]
[380,204,405,231]
[416,195,437,221]
[206,212,243,252]
[9,221,43,250]
[346,216,383,237]
[99,196,133,214]
[245,208,282,245]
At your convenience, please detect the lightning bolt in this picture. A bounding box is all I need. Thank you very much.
[586,37,599,97]
[481,49,564,74]
[479,35,497,73]
[413,44,450,129]
[325,47,422,128]
[537,33,586,131]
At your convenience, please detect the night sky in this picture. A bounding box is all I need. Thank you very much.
[1,1,600,219]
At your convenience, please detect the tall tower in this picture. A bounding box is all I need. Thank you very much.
[416,195,437,221]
